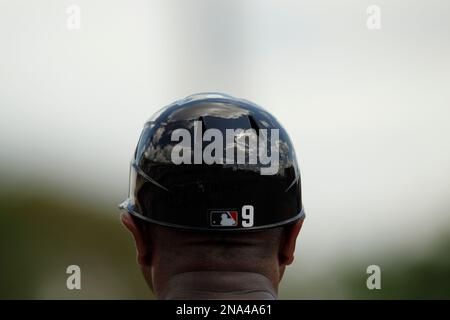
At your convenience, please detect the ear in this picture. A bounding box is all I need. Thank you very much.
[279,218,304,267]
[121,213,150,267]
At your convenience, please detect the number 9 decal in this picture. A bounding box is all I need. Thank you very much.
[242,205,254,228]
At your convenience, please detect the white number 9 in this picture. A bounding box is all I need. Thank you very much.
[242,205,254,228]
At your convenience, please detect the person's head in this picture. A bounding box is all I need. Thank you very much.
[121,212,303,297]
[119,93,305,298]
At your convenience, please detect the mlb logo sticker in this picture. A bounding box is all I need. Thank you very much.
[210,210,238,227]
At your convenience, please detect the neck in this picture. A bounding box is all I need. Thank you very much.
[158,271,277,300]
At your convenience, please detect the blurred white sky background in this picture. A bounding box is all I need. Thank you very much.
[1,0,450,279]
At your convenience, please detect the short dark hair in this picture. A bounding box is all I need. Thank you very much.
[134,216,285,273]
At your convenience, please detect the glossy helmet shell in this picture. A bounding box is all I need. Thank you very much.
[120,93,304,231]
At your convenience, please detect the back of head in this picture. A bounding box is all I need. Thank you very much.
[120,93,305,299]
[133,220,299,299]
[149,221,283,272]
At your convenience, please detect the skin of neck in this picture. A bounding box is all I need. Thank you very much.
[121,213,303,300]
[141,230,286,300]
[156,271,278,300]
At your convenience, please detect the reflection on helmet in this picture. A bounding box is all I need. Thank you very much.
[119,93,304,231]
